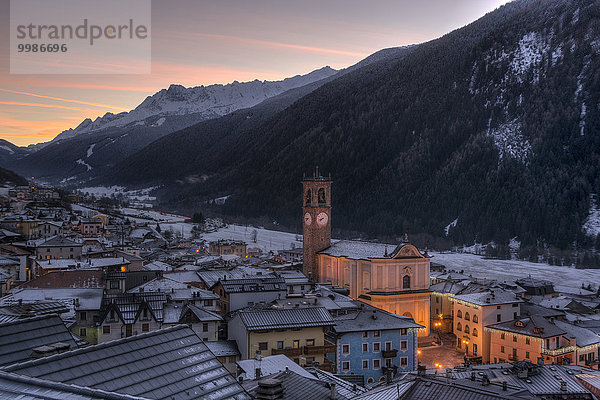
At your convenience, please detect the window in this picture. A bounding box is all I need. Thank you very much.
[385,358,392,367]
[526,352,530,359]
[400,329,407,336]
[373,342,381,352]
[258,342,268,351]
[80,311,87,321]
[306,339,315,347]
[317,188,326,204]
[497,314,502,322]
[277,341,284,350]
[457,310,462,318]
[362,331,368,338]
[385,342,392,351]
[202,323,209,332]
[142,323,149,332]
[526,338,531,345]
[402,275,411,289]
[342,344,350,354]
[367,378,374,384]
[464,325,470,334]
[142,309,148,320]
[472,328,478,337]
[293,340,300,349]
[204,300,213,306]
[373,330,381,338]
[497,306,501,309]
[342,361,350,371]
[500,345,505,353]
[373,359,381,369]
[305,189,312,205]
[400,357,408,367]
[464,312,470,321]
[512,303,518,307]
[514,312,518,319]
[472,315,478,323]
[400,340,407,350]
[513,335,517,342]
[362,343,368,352]
[456,322,462,331]
[362,360,369,369]
[110,280,119,289]
[79,328,86,336]
[103,325,110,334]
[501,333,505,340]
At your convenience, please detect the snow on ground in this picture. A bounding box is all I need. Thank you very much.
[200,224,302,253]
[444,218,458,236]
[510,32,549,83]
[154,117,166,127]
[78,186,157,202]
[487,119,531,163]
[75,159,92,171]
[431,252,599,290]
[583,194,600,237]
[86,144,96,158]
[0,145,14,154]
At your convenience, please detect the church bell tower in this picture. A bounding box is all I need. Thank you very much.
[302,167,331,281]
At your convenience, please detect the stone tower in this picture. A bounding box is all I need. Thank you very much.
[302,168,332,281]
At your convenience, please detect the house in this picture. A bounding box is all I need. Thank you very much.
[79,218,104,236]
[0,301,69,324]
[163,303,222,340]
[38,221,63,237]
[328,305,423,385]
[0,315,77,366]
[212,276,287,314]
[209,239,247,257]
[277,270,311,295]
[206,340,241,376]
[4,326,251,400]
[429,280,467,333]
[33,236,82,260]
[516,277,556,297]
[228,306,336,368]
[0,216,39,239]
[451,289,523,363]
[128,276,219,309]
[97,292,166,343]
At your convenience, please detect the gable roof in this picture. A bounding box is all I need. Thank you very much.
[36,236,82,248]
[236,307,335,331]
[0,315,77,366]
[486,315,565,338]
[216,276,287,294]
[100,293,166,324]
[4,326,250,400]
[0,370,150,400]
[245,369,351,400]
[333,308,423,333]
[318,241,427,260]
[18,271,105,289]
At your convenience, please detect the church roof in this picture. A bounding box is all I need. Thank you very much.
[318,241,426,260]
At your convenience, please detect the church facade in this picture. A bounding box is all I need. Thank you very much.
[302,171,430,335]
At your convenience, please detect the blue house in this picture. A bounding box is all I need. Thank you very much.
[327,304,423,385]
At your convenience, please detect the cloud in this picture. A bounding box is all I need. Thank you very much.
[0,88,129,110]
[0,101,104,113]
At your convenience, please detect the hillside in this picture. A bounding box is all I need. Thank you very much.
[87,0,600,251]
[0,167,27,186]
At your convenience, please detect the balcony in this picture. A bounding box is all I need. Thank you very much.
[382,349,398,358]
[304,345,336,355]
[271,347,303,357]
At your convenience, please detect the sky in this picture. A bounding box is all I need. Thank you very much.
[0,0,511,146]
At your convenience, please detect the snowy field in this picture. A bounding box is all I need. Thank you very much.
[431,252,599,290]
[200,224,302,253]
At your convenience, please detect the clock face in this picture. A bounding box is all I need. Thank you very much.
[303,212,312,226]
[316,212,329,227]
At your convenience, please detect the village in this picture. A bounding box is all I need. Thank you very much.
[1,176,600,399]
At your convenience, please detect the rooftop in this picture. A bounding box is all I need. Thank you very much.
[205,340,240,357]
[318,241,427,261]
[17,271,104,290]
[452,289,522,307]
[218,276,287,293]
[486,315,565,338]
[5,326,250,400]
[0,315,77,366]
[333,307,423,333]
[237,354,314,381]
[236,306,335,331]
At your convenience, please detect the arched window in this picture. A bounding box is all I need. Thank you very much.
[305,189,312,205]
[403,312,413,318]
[403,275,411,289]
[472,315,478,323]
[457,322,462,331]
[464,312,470,321]
[472,328,478,337]
[457,310,462,318]
[367,378,374,384]
[318,188,326,203]
[465,325,470,334]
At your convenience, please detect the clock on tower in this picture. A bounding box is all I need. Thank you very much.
[302,167,331,281]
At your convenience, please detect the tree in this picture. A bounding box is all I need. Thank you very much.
[156,223,161,233]
[251,229,258,243]
[192,212,204,224]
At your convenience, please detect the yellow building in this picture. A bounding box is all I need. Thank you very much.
[451,289,523,363]
[487,316,600,368]
[228,307,336,369]
[301,172,431,336]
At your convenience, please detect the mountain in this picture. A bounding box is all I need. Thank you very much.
[110,0,600,252]
[0,140,29,168]
[5,66,339,182]
[0,167,27,186]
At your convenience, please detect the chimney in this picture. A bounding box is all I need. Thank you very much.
[481,375,489,386]
[372,310,377,320]
[502,381,507,391]
[255,378,284,400]
[537,357,544,366]
[417,365,426,376]
[255,367,261,379]
[471,372,476,381]
[330,383,337,400]
[560,381,567,392]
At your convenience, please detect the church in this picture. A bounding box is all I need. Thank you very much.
[302,170,430,335]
